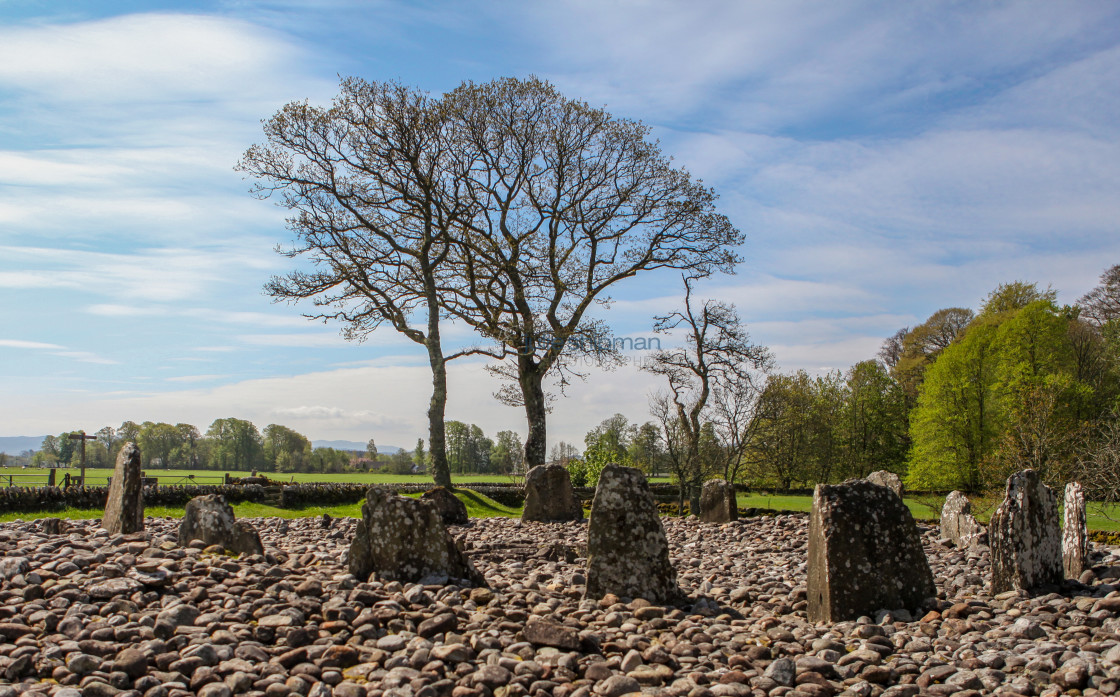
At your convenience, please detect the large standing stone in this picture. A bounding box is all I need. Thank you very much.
[103,443,143,534]
[940,491,983,548]
[421,487,468,525]
[585,464,680,603]
[347,487,485,586]
[179,495,264,556]
[1063,481,1088,579]
[989,469,1062,594]
[522,464,584,522]
[867,470,904,499]
[699,479,737,523]
[807,479,935,622]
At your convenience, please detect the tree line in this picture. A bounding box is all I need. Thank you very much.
[21,418,527,476]
[575,266,1120,500]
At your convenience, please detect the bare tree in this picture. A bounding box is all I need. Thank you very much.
[436,77,744,468]
[1078,264,1120,326]
[238,78,496,488]
[645,276,771,513]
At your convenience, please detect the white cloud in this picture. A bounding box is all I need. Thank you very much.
[0,14,303,104]
[0,339,65,350]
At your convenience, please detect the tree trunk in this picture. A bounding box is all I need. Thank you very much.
[520,361,548,469]
[424,293,453,489]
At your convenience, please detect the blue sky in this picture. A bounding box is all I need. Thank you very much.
[1,0,1118,449]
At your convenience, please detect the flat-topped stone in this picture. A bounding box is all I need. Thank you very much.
[808,479,935,622]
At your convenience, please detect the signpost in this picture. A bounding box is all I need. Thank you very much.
[68,431,97,487]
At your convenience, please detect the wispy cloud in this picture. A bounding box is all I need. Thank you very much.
[0,339,65,350]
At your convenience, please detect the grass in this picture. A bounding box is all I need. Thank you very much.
[737,491,1120,532]
[0,488,522,524]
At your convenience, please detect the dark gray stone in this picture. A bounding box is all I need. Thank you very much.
[346,487,485,586]
[585,463,680,603]
[1063,481,1088,580]
[699,479,737,523]
[178,495,264,557]
[940,490,983,548]
[990,469,1062,593]
[103,442,143,534]
[522,464,583,522]
[421,487,468,525]
[807,479,935,622]
[867,470,904,498]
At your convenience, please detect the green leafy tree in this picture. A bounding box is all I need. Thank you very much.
[138,422,185,469]
[490,431,524,474]
[263,424,312,473]
[206,418,264,471]
[412,438,426,472]
[745,371,816,489]
[839,360,909,479]
[907,318,1001,491]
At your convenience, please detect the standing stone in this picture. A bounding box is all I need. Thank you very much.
[807,479,935,622]
[940,491,983,548]
[103,443,143,534]
[699,479,737,523]
[179,495,264,556]
[1063,481,1088,580]
[867,470,904,498]
[585,464,680,603]
[989,469,1062,594]
[422,487,469,525]
[522,464,583,522]
[347,487,485,586]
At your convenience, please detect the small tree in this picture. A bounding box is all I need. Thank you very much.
[645,276,770,513]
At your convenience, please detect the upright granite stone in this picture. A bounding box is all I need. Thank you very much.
[807,479,935,623]
[1063,481,1088,579]
[179,494,264,557]
[103,442,143,534]
[989,469,1062,594]
[867,470,904,498]
[422,487,468,525]
[347,487,485,586]
[522,464,583,522]
[585,464,680,603]
[699,479,737,523]
[940,491,983,548]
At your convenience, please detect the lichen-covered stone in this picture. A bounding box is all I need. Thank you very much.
[421,487,468,525]
[522,464,583,522]
[103,442,143,534]
[178,494,264,557]
[585,463,680,603]
[1063,481,1088,580]
[347,487,485,586]
[940,490,983,548]
[699,479,737,523]
[989,469,1062,594]
[867,470,904,498]
[807,479,935,622]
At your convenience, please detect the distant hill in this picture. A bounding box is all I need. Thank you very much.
[0,436,47,456]
[312,439,401,454]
